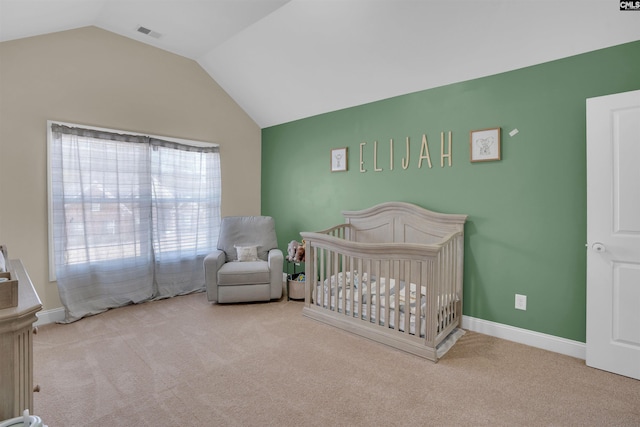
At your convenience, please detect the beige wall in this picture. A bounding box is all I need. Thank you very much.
[0,26,262,311]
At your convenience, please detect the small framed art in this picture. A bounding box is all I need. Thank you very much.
[470,127,501,162]
[331,147,348,172]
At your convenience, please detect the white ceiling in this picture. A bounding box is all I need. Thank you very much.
[1,0,639,128]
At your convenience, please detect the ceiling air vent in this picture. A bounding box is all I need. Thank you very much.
[136,26,162,39]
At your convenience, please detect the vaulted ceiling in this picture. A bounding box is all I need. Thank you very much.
[1,0,639,128]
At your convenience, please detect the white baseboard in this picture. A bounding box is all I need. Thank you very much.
[462,315,586,360]
[35,307,65,326]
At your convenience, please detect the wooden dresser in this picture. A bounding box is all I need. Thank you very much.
[0,257,42,419]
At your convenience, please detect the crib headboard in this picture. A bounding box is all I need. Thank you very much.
[342,202,467,245]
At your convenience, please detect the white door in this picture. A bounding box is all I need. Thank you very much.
[586,89,640,380]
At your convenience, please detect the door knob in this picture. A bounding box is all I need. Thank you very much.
[592,242,606,253]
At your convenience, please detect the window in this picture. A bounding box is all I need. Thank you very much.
[48,121,221,322]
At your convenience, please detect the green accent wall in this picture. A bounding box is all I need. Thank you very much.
[261,40,640,342]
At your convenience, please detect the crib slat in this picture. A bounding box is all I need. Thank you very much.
[306,242,313,306]
[444,249,448,332]
[326,247,332,311]
[384,265,400,331]
[356,257,362,320]
[330,250,340,313]
[445,239,453,329]
[340,253,346,315]
[335,250,340,312]
[436,250,442,334]
[370,260,376,323]
[442,239,452,331]
[344,257,350,315]
[425,258,436,346]
[402,261,409,334]
[319,247,325,309]
[380,260,385,326]
[380,259,385,326]
[419,260,424,338]
[367,259,373,322]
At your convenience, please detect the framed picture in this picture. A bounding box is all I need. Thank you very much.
[470,127,501,162]
[331,147,348,172]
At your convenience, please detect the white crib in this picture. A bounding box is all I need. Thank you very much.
[301,202,467,361]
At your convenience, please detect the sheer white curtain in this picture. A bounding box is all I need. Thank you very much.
[150,139,221,297]
[50,124,220,322]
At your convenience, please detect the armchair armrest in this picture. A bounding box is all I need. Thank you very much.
[204,250,226,302]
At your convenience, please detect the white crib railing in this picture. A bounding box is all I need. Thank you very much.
[301,227,464,360]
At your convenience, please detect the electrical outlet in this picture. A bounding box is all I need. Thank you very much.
[515,294,527,311]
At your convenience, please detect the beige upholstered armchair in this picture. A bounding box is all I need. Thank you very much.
[204,216,283,303]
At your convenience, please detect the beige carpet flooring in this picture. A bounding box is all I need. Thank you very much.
[32,292,640,426]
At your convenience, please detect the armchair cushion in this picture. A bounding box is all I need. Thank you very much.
[218,261,270,286]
